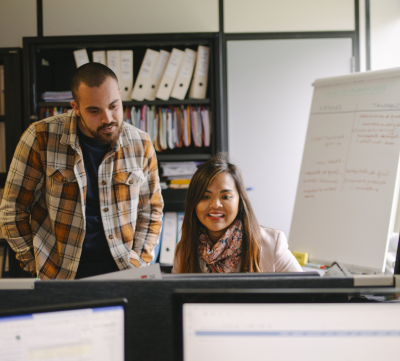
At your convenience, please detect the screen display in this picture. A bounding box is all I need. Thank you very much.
[0,305,124,361]
[183,303,400,361]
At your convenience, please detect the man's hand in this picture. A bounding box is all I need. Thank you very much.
[129,259,140,268]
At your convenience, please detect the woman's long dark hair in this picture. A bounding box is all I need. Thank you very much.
[175,153,262,273]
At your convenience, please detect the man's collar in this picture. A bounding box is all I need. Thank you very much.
[60,109,132,150]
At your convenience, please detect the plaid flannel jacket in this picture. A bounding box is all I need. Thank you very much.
[0,110,163,279]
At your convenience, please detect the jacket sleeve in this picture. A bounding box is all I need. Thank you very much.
[274,231,303,273]
[129,138,164,267]
[0,125,44,275]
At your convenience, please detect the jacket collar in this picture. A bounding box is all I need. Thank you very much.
[60,110,132,151]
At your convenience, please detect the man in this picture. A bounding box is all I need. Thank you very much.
[0,63,163,279]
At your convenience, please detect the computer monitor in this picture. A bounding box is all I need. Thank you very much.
[0,298,127,361]
[163,271,320,280]
[173,288,400,361]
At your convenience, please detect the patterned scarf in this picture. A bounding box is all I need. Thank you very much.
[198,219,243,273]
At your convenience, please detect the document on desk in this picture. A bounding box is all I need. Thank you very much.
[83,263,162,280]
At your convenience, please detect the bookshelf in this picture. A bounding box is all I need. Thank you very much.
[0,48,23,187]
[23,33,227,212]
[0,48,30,278]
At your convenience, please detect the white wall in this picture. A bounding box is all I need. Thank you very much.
[370,0,400,71]
[42,0,218,36]
[0,0,36,48]
[224,0,355,32]
[227,39,353,237]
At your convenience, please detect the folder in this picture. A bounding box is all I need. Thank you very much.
[73,49,89,68]
[146,106,153,141]
[171,48,197,100]
[106,50,121,85]
[160,108,168,150]
[183,105,191,147]
[131,49,159,101]
[144,50,170,101]
[159,212,178,265]
[189,45,210,99]
[201,107,211,147]
[167,109,175,149]
[154,110,162,152]
[92,51,106,65]
[191,107,202,147]
[172,108,180,147]
[173,107,182,148]
[120,50,134,101]
[156,48,184,101]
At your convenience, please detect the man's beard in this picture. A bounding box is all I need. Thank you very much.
[81,117,123,144]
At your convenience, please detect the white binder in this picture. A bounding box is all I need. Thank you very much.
[189,45,210,99]
[73,49,89,68]
[159,212,178,265]
[131,49,159,101]
[120,50,134,101]
[156,48,184,101]
[92,51,106,65]
[144,50,170,101]
[106,50,121,84]
[171,48,197,100]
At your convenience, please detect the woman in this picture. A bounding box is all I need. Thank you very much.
[172,153,302,273]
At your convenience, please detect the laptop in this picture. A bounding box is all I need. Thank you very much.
[173,288,400,361]
[0,298,127,361]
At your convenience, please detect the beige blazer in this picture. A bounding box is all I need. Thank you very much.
[171,226,303,273]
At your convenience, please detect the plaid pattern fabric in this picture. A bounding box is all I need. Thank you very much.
[0,110,163,279]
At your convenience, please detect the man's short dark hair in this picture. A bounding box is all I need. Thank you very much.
[70,62,119,102]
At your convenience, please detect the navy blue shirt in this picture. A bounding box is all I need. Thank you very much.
[75,126,119,279]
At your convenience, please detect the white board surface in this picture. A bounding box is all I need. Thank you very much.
[289,67,400,273]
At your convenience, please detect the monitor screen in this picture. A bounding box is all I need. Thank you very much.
[0,302,125,361]
[176,290,400,361]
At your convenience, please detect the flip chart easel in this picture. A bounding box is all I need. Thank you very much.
[289,68,400,273]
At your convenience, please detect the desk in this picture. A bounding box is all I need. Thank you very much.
[0,276,357,361]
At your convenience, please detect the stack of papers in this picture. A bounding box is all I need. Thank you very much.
[41,91,73,102]
[159,161,202,189]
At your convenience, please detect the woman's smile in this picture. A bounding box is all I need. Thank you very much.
[196,172,240,243]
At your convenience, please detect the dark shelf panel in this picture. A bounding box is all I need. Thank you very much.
[0,115,5,122]
[38,99,210,108]
[125,99,210,106]
[157,153,211,162]
[0,172,6,179]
